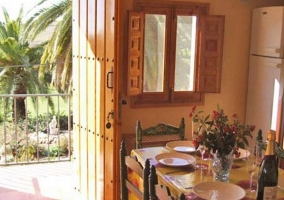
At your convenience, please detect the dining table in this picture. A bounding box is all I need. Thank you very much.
[129,145,284,200]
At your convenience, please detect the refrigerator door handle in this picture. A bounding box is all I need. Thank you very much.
[276,64,283,68]
[262,47,282,54]
[262,62,283,68]
[275,49,282,54]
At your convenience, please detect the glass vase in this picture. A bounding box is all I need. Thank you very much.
[212,150,234,182]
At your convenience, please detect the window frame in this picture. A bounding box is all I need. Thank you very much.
[127,1,224,107]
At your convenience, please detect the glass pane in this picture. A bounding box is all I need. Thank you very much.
[174,15,197,91]
[143,14,166,92]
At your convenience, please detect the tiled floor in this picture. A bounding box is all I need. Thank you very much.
[0,161,80,200]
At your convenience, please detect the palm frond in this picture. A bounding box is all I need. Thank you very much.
[24,0,72,93]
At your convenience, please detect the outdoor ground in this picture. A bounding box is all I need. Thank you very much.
[0,161,80,200]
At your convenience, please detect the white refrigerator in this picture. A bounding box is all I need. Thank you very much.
[246,6,284,140]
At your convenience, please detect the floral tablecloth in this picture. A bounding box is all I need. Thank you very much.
[129,146,284,200]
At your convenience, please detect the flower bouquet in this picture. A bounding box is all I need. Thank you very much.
[190,105,256,181]
[189,105,256,157]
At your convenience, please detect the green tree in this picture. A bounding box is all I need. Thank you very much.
[24,0,72,93]
[0,6,50,120]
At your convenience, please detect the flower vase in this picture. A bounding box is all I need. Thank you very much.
[212,150,234,182]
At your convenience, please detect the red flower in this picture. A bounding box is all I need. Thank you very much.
[197,134,203,141]
[192,139,199,147]
[231,126,237,132]
[215,123,221,128]
[223,127,230,132]
[212,110,220,120]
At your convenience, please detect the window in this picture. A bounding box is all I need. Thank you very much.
[127,1,224,107]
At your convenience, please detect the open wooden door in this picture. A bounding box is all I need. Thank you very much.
[72,0,120,199]
[275,40,284,169]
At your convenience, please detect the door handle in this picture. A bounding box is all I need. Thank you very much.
[107,71,113,89]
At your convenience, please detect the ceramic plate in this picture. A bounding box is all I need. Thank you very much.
[279,178,284,190]
[166,141,196,153]
[234,148,250,160]
[155,152,196,167]
[192,181,245,200]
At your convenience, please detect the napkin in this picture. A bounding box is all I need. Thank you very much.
[164,173,195,192]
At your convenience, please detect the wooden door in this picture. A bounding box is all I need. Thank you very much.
[72,0,119,199]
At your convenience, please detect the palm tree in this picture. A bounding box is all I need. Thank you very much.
[0,6,50,120]
[24,0,72,93]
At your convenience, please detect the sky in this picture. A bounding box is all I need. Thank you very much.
[0,0,60,22]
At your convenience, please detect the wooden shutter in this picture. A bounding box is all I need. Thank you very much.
[196,15,225,93]
[127,11,144,96]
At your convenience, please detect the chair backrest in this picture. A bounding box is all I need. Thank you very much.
[136,117,185,148]
[120,140,150,200]
[149,165,185,200]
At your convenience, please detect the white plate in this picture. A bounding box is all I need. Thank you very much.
[166,141,196,153]
[155,152,196,167]
[234,148,250,160]
[279,178,284,190]
[193,181,245,200]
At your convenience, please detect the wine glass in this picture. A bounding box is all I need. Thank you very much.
[205,149,213,176]
[246,147,257,193]
[197,145,208,170]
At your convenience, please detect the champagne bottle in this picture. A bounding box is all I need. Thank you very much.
[257,130,278,200]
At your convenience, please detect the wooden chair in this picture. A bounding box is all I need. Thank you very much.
[136,117,185,149]
[149,165,185,200]
[120,140,150,200]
